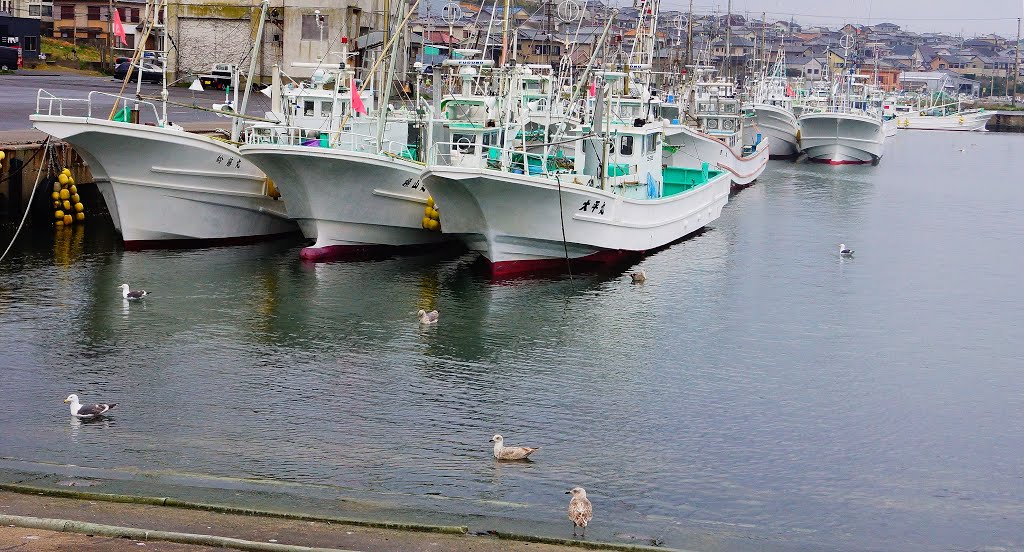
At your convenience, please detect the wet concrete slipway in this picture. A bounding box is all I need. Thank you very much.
[1,130,1023,552]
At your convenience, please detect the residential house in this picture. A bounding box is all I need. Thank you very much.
[787,55,825,80]
[0,11,41,61]
[857,60,900,90]
[2,0,51,33]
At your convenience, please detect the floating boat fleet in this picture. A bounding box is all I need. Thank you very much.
[28,0,995,277]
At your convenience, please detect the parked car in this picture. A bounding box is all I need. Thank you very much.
[114,61,163,84]
[0,46,20,71]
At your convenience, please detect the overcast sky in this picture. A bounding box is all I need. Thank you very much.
[664,0,1023,37]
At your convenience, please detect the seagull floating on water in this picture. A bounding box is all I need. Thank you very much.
[839,244,854,257]
[566,486,593,538]
[630,270,646,284]
[119,283,147,300]
[417,309,439,324]
[64,394,117,419]
[490,434,540,460]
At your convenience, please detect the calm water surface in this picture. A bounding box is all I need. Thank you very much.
[1,131,1022,551]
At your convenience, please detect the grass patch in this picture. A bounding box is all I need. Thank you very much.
[42,37,102,63]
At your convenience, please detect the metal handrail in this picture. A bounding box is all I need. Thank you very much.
[428,141,580,177]
[35,88,162,123]
[243,125,408,157]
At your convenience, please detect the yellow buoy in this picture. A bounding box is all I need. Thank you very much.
[51,191,59,201]
[73,202,83,212]
[59,189,70,200]
[62,200,71,210]
[61,168,71,177]
[70,184,78,194]
[68,177,74,186]
[424,206,433,217]
[53,182,61,193]
[55,210,65,219]
[422,217,431,229]
[52,201,60,209]
[75,212,85,221]
[0,151,6,161]
[63,214,73,225]
[427,196,434,208]
[58,174,69,185]
[71,193,80,203]
[428,219,440,231]
[56,220,64,227]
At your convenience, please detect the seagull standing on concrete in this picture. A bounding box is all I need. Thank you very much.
[64,394,117,420]
[119,283,148,300]
[566,487,593,537]
[490,434,540,460]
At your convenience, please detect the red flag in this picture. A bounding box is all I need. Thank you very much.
[112,7,127,47]
[351,83,367,115]
[785,84,795,97]
[588,80,596,97]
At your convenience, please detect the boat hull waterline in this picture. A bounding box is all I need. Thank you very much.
[421,167,731,277]
[31,116,296,245]
[238,144,451,261]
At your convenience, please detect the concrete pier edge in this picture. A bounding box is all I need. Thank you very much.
[0,513,360,552]
[0,483,682,552]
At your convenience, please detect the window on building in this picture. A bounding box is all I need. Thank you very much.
[130,8,139,22]
[301,13,326,41]
[42,4,51,16]
[23,35,38,50]
[87,5,100,20]
[60,4,74,19]
[29,4,40,16]
[0,0,10,13]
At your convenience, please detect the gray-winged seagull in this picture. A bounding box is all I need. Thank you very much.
[119,283,148,300]
[64,394,117,419]
[490,434,539,460]
[566,486,593,537]
[417,309,439,324]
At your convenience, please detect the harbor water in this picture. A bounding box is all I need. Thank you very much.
[1,130,1022,551]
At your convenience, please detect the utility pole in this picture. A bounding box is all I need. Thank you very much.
[725,0,731,81]
[1014,17,1021,105]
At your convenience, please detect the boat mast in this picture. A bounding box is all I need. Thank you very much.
[685,0,692,67]
[233,0,270,142]
[377,0,406,151]
[725,0,731,82]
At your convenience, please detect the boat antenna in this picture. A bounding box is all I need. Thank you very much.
[234,0,271,142]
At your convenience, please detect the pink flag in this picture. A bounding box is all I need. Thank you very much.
[588,80,596,97]
[112,7,128,47]
[351,84,367,115]
[785,84,795,97]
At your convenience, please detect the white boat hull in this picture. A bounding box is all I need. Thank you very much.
[238,144,451,260]
[662,125,770,186]
[883,117,899,138]
[31,115,295,246]
[797,111,885,164]
[896,111,994,131]
[751,103,800,157]
[420,166,731,276]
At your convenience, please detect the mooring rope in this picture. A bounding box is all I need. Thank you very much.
[0,137,51,265]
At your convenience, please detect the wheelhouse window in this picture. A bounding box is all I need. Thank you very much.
[644,133,656,153]
[620,135,634,155]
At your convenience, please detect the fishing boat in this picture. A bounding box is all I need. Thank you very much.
[30,0,296,248]
[747,52,800,158]
[893,94,993,131]
[238,20,449,261]
[422,70,732,277]
[798,74,886,165]
[660,76,770,186]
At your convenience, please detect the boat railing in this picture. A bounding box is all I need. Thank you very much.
[35,89,161,123]
[428,141,581,177]
[243,125,409,157]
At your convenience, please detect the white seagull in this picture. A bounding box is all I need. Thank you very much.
[64,394,117,419]
[630,270,646,284]
[566,487,593,537]
[490,434,540,460]
[839,244,854,257]
[119,283,148,300]
[417,309,439,324]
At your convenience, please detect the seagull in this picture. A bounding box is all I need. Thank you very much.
[417,309,439,324]
[64,394,117,420]
[839,244,854,257]
[119,283,148,300]
[566,487,593,538]
[490,434,540,460]
[630,270,646,284]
